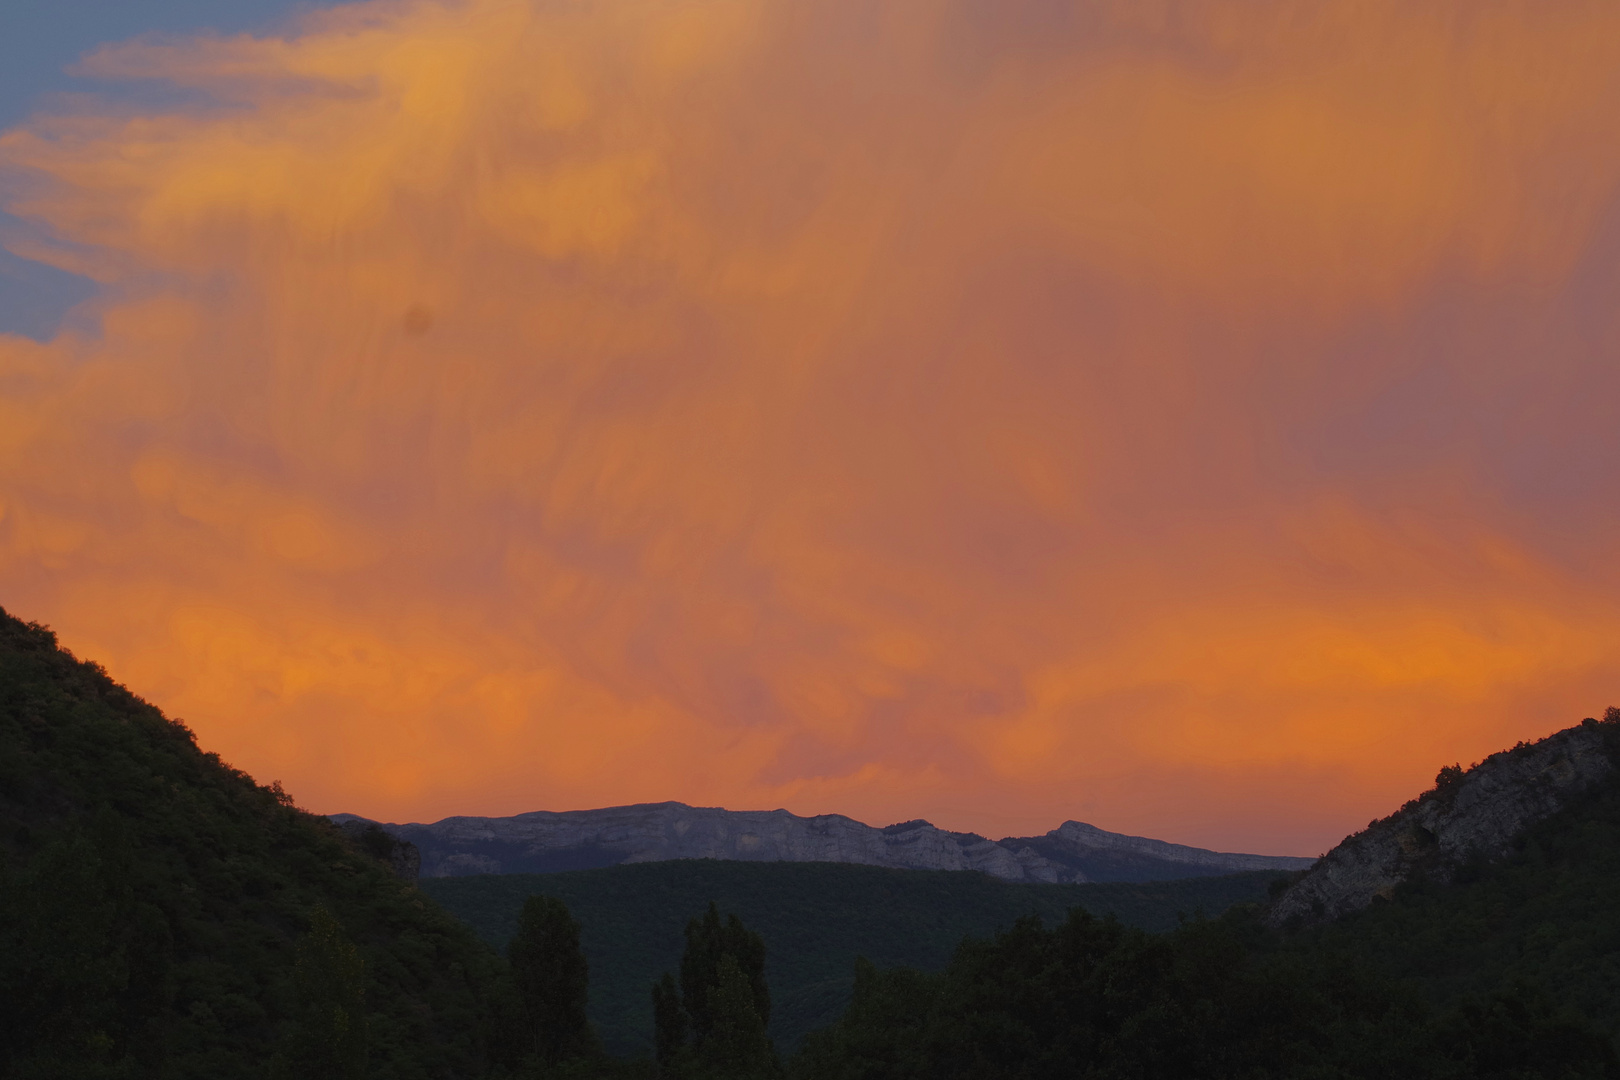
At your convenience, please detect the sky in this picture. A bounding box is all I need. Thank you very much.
[0,1,350,337]
[3,0,1620,856]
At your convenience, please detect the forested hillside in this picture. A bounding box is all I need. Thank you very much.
[421,860,1283,1053]
[0,608,510,1078]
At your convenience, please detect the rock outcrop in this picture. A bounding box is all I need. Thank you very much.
[1268,714,1619,927]
[337,818,422,884]
[331,802,1314,884]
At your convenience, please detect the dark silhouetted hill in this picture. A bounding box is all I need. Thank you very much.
[0,607,509,1078]
[1281,711,1620,1029]
[1270,716,1617,926]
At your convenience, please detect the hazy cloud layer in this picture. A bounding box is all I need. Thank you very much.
[4,0,1620,852]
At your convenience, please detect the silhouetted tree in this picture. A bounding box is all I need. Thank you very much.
[508,894,596,1066]
[653,971,687,1072]
[696,954,775,1080]
[681,902,770,1038]
[654,902,777,1078]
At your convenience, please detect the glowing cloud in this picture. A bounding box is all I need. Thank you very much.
[4,0,1620,852]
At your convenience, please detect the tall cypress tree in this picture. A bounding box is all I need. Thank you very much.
[654,902,776,1078]
[679,902,770,1038]
[697,954,775,1080]
[507,894,596,1066]
[652,971,687,1071]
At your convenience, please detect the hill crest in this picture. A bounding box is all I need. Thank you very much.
[1269,711,1620,926]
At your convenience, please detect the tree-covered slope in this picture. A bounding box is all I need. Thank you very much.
[420,858,1285,1054]
[1294,716,1620,1028]
[0,608,509,1079]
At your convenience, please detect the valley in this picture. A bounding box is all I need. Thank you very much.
[5,605,1619,1078]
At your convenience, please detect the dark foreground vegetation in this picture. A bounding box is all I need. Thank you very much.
[786,719,1620,1079]
[3,603,1619,1078]
[1301,754,1620,1030]
[422,860,1283,1052]
[0,609,520,1078]
[791,903,1617,1079]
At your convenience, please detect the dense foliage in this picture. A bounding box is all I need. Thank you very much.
[0,608,512,1079]
[656,904,778,1079]
[421,860,1283,1053]
[790,906,1618,1079]
[273,904,371,1080]
[507,896,598,1069]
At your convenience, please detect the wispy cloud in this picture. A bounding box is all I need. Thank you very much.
[4,0,1619,851]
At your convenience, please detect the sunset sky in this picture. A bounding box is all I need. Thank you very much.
[3,0,1619,856]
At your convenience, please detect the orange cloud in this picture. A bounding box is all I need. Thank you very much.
[4,0,1620,854]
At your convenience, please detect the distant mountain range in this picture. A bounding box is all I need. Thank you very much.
[331,801,1316,883]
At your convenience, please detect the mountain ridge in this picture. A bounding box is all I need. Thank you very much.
[332,800,1315,884]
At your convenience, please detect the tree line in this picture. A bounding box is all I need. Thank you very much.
[274,893,783,1080]
[293,886,1618,1080]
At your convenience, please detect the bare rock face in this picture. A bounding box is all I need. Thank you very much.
[331,803,1313,884]
[1268,715,1619,928]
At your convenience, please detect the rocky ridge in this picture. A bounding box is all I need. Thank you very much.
[1268,712,1620,927]
[332,802,1314,884]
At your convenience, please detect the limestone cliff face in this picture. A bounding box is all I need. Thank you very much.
[331,803,1314,884]
[1268,716,1619,927]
